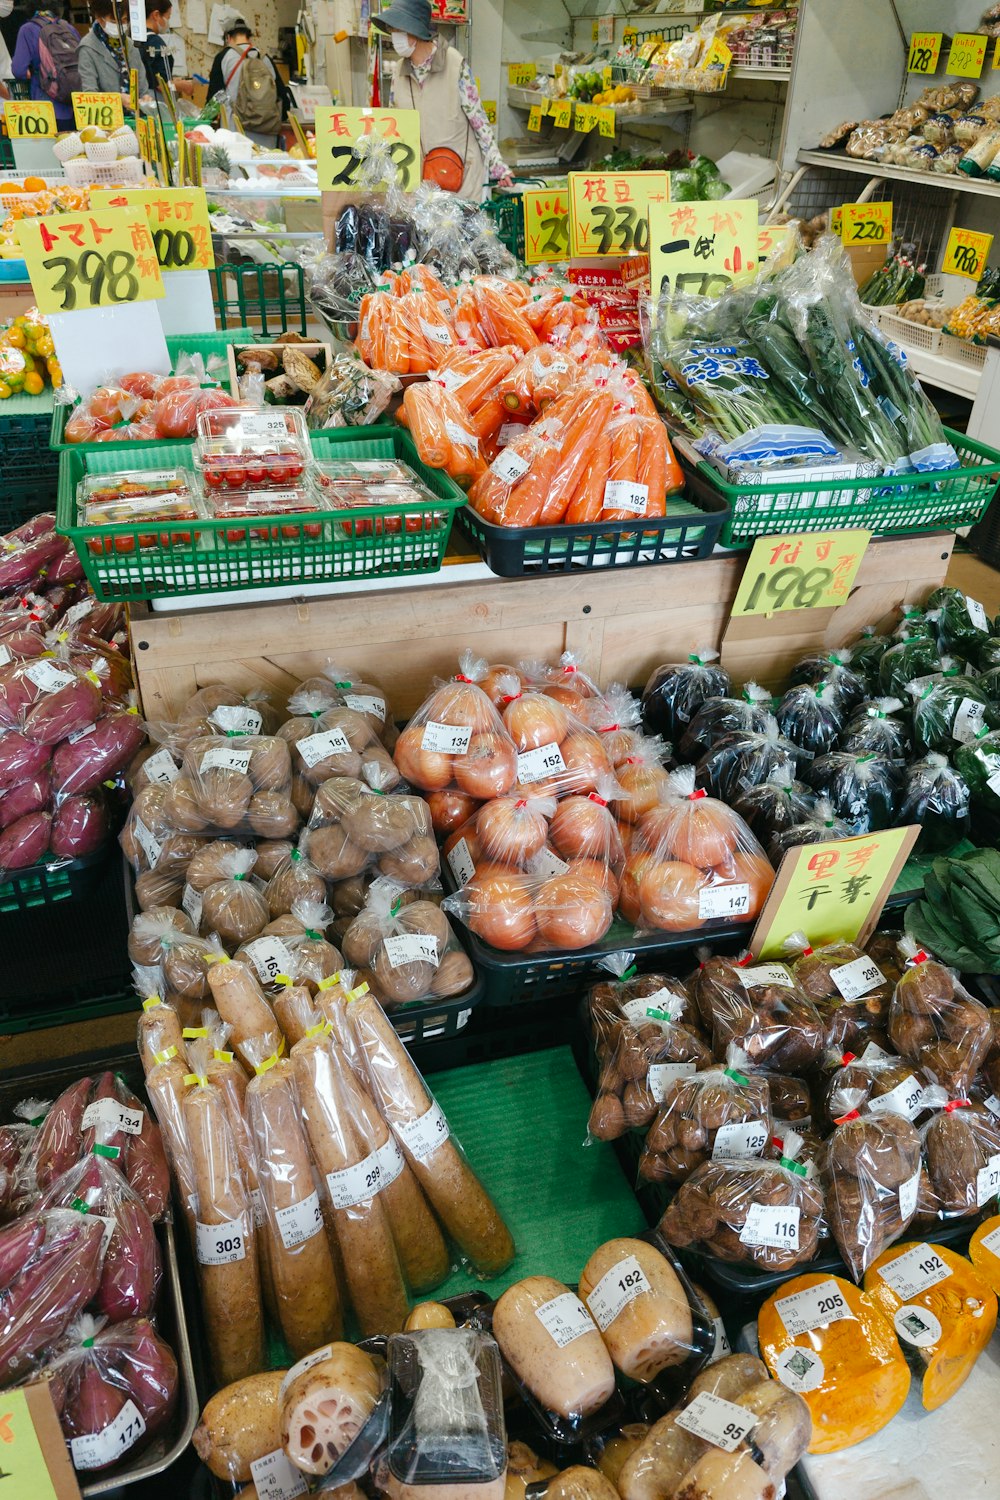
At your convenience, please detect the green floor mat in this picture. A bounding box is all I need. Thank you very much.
[426,1045,647,1298]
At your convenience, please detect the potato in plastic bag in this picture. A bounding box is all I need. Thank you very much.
[659,1151,824,1272]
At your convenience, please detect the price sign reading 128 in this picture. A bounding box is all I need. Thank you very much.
[15,208,164,316]
[313,107,420,192]
[907,31,942,73]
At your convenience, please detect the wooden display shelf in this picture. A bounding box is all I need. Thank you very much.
[128,533,954,721]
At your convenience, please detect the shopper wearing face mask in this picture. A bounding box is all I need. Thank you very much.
[138,0,194,97]
[371,0,512,201]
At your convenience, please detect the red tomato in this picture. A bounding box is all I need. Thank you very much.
[119,371,159,400]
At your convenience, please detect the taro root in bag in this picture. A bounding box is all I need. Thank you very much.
[625,767,774,937]
[898,753,970,851]
[678,682,774,760]
[46,1313,178,1474]
[888,939,992,1096]
[659,1148,824,1272]
[695,717,800,804]
[345,882,474,1005]
[732,764,814,849]
[806,750,902,834]
[241,898,344,992]
[641,650,731,744]
[393,651,518,801]
[910,673,999,754]
[916,1092,1000,1223]
[305,771,438,886]
[0,1208,106,1384]
[823,1109,922,1279]
[821,1049,928,1133]
[788,648,867,716]
[689,952,825,1074]
[775,682,844,759]
[127,907,195,969]
[637,1063,772,1186]
[839,698,912,762]
[585,952,711,1144]
[785,931,893,1056]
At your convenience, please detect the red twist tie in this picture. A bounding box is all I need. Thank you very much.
[588,792,608,807]
[913,949,928,963]
[598,723,620,733]
[945,1098,971,1112]
[834,1110,861,1124]
[515,799,527,810]
[689,788,707,800]
[563,663,578,674]
[841,1052,856,1065]
[500,692,521,705]
[454,673,473,683]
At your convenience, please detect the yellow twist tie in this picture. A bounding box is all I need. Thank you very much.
[348,981,370,1002]
[142,995,163,1011]
[317,974,340,992]
[255,1052,280,1075]
[183,1071,208,1087]
[182,1026,208,1038]
[213,1048,234,1063]
[305,1019,333,1038]
[153,1046,178,1064]
[274,973,293,988]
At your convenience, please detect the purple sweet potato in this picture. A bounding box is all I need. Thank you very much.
[0,664,38,729]
[47,546,83,584]
[0,533,65,594]
[25,673,103,746]
[0,732,49,792]
[96,1197,161,1322]
[124,1118,170,1221]
[0,627,46,661]
[32,1078,90,1189]
[51,711,146,797]
[115,1318,178,1434]
[0,1214,45,1288]
[50,793,108,858]
[0,770,50,829]
[9,513,55,545]
[62,1362,128,1451]
[0,810,51,873]
[0,1213,105,1382]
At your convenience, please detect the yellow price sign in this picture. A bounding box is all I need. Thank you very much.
[947,31,988,77]
[840,200,892,246]
[128,67,139,114]
[522,187,569,264]
[907,31,942,73]
[549,97,572,128]
[602,65,613,88]
[15,206,164,316]
[730,530,871,618]
[831,205,843,235]
[527,104,545,132]
[3,99,57,138]
[0,1384,82,1497]
[750,826,920,959]
[574,103,598,133]
[623,26,637,44]
[91,186,215,271]
[757,222,797,263]
[700,34,732,82]
[596,105,615,139]
[994,36,1000,69]
[942,225,993,280]
[508,63,537,86]
[593,15,613,45]
[649,197,758,294]
[569,169,669,257]
[483,99,497,125]
[313,106,420,191]
[71,91,124,130]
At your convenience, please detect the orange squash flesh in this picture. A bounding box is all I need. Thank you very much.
[969,1214,1000,1294]
[758,1272,909,1453]
[863,1241,997,1412]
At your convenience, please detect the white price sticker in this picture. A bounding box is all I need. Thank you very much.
[297,726,352,768]
[422,720,472,755]
[985,1094,1000,1119]
[867,1076,924,1122]
[585,1255,652,1331]
[326,1148,385,1208]
[860,1040,893,1064]
[954,697,987,744]
[24,660,74,693]
[709,1316,731,1364]
[200,745,252,774]
[534,355,568,378]
[343,692,385,721]
[196,1216,247,1266]
[713,1120,768,1160]
[498,422,527,446]
[421,317,452,346]
[830,955,886,1001]
[967,596,989,631]
[383,933,439,968]
[623,988,686,1027]
[739,964,794,989]
[279,1344,336,1399]
[243,936,296,985]
[133,818,162,869]
[676,1392,755,1452]
[395,1100,450,1160]
[250,1447,309,1500]
[251,1188,265,1229]
[980,1223,1000,1260]
[774,1345,825,1393]
[375,1134,405,1188]
[876,1244,951,1301]
[433,366,465,391]
[699,883,751,920]
[0,646,10,667]
[491,449,531,484]
[182,883,203,928]
[987,770,1000,799]
[977,1153,1000,1207]
[208,705,263,735]
[517,742,566,783]
[525,846,570,879]
[447,836,476,886]
[275,1189,324,1250]
[894,1304,942,1349]
[444,418,477,453]
[648,1061,697,1101]
[82,1098,144,1137]
[602,479,649,516]
[899,1169,920,1221]
[535,1291,597,1348]
[142,748,179,785]
[70,1399,146,1471]
[67,722,97,745]
[739,1203,800,1251]
[774,1279,854,1337]
[235,411,290,438]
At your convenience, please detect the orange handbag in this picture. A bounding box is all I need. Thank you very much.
[422,145,464,191]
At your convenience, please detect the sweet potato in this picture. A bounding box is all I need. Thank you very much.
[96,1195,161,1322]
[0,730,49,791]
[0,809,50,872]
[0,1213,105,1382]
[194,1370,287,1482]
[124,1117,171,1221]
[33,1077,90,1188]
[0,1214,45,1287]
[51,709,145,796]
[116,1318,178,1434]
[0,769,49,828]
[25,673,103,745]
[51,793,109,857]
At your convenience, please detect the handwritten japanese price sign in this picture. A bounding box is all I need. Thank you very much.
[942,225,993,280]
[947,32,987,78]
[15,208,164,316]
[484,100,497,124]
[750,826,920,958]
[522,187,569,264]
[569,170,669,258]
[313,107,420,191]
[596,105,616,138]
[840,200,892,246]
[549,97,572,128]
[593,15,614,45]
[995,37,1000,70]
[730,530,871,617]
[757,222,797,263]
[907,31,942,74]
[508,63,537,85]
[0,1384,83,1497]
[649,197,758,295]
[527,102,546,131]
[91,187,215,271]
[3,99,56,137]
[71,91,124,130]
[574,103,599,134]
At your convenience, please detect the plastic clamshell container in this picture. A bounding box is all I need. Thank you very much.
[315,458,427,486]
[78,468,202,522]
[195,405,311,490]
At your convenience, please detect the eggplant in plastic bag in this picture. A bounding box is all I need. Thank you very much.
[839,698,911,761]
[806,751,902,834]
[678,684,774,760]
[335,204,360,255]
[768,795,850,866]
[642,652,731,743]
[695,718,800,803]
[775,682,843,759]
[789,649,867,715]
[898,753,970,851]
[731,764,815,848]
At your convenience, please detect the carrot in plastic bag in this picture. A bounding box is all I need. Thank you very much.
[533,351,576,408]
[404,384,450,468]
[638,418,683,513]
[474,281,539,353]
[449,347,518,413]
[355,293,376,363]
[380,298,410,374]
[471,396,507,444]
[566,425,611,524]
[600,412,645,520]
[498,439,563,527]
[469,425,548,523]
[497,350,540,414]
[538,390,614,525]
[453,286,484,345]
[524,285,563,331]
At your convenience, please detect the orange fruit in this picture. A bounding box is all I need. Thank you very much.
[3,328,25,349]
[22,177,46,193]
[23,372,43,395]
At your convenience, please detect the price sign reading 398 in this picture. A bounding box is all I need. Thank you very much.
[15,208,164,317]
[313,107,420,192]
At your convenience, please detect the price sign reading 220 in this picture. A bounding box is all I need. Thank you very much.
[15,209,164,317]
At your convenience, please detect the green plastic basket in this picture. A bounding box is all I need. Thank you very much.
[0,389,59,520]
[682,428,1000,549]
[481,195,525,260]
[210,262,309,336]
[56,426,466,602]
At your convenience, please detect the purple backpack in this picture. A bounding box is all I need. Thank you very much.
[36,16,81,103]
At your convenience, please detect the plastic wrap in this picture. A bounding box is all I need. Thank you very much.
[638,1065,773,1186]
[343,885,473,1006]
[281,1340,383,1477]
[849,627,894,688]
[193,850,266,949]
[403,382,486,489]
[925,586,993,656]
[490,1274,615,1433]
[641,653,732,744]
[732,765,815,849]
[500,687,617,801]
[822,1050,927,1132]
[878,635,941,697]
[888,939,992,1095]
[899,753,971,850]
[205,955,283,1070]
[839,697,912,761]
[689,954,825,1074]
[775,682,844,759]
[394,652,518,801]
[823,1110,921,1279]
[0,1207,106,1383]
[917,1096,1000,1222]
[305,774,437,888]
[786,933,893,1055]
[767,795,851,865]
[165,730,297,841]
[788,650,867,716]
[805,751,902,834]
[585,956,711,1144]
[660,1151,824,1271]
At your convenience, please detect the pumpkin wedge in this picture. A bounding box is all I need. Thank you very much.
[758,1272,909,1452]
[969,1214,1000,1294]
[863,1240,997,1412]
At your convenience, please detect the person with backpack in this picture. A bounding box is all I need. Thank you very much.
[137,0,193,97]
[10,0,80,128]
[77,0,147,99]
[207,18,291,146]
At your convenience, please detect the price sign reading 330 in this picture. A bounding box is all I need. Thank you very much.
[568,170,669,258]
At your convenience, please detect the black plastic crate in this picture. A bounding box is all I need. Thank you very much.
[0,399,59,521]
[454,486,728,577]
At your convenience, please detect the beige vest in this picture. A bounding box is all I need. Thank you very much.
[397,43,486,201]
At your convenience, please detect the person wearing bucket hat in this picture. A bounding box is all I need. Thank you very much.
[372,0,512,200]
